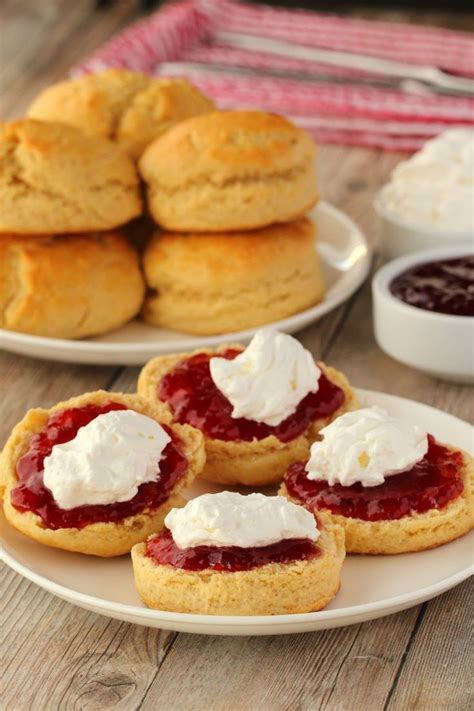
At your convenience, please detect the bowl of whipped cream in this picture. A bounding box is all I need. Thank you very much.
[374,129,474,259]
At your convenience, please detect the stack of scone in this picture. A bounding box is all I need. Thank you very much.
[1,69,324,341]
[0,69,215,339]
[0,119,144,339]
[138,110,325,335]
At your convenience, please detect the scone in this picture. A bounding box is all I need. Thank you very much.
[1,391,205,556]
[137,329,357,486]
[139,110,318,232]
[28,70,214,159]
[280,407,474,554]
[132,492,345,615]
[0,119,141,233]
[0,231,144,339]
[142,219,325,335]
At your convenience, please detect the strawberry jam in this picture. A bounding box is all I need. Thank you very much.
[390,255,474,317]
[157,349,345,442]
[11,402,188,530]
[146,529,319,572]
[284,435,464,521]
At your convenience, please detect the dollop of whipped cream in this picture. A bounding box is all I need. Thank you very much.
[209,329,321,426]
[43,410,171,509]
[305,406,428,488]
[164,491,319,549]
[380,128,474,232]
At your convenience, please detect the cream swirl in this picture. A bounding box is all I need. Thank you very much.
[165,492,319,549]
[305,406,428,487]
[43,410,170,509]
[380,128,474,231]
[209,329,321,426]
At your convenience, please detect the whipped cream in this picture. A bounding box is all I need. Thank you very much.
[209,329,321,427]
[164,491,319,549]
[380,129,474,232]
[305,406,428,488]
[43,410,171,509]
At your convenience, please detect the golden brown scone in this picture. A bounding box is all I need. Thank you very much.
[137,347,357,486]
[0,119,141,234]
[280,446,474,554]
[1,391,206,556]
[0,231,145,339]
[28,70,214,159]
[131,514,345,615]
[139,110,318,232]
[141,219,325,335]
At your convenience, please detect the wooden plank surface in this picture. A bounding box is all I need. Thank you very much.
[1,2,473,710]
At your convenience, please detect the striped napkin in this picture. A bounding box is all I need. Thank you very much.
[75,0,474,151]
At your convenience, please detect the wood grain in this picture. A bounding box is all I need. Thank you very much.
[1,2,472,710]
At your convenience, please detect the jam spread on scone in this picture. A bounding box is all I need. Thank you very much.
[11,402,188,529]
[284,407,465,521]
[146,491,320,572]
[157,349,344,443]
[146,530,319,572]
[285,436,464,521]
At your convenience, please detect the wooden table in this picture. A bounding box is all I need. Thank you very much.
[1,2,472,709]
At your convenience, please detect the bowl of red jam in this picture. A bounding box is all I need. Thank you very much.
[372,247,474,383]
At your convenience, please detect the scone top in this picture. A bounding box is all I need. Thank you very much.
[2,390,206,556]
[0,119,142,233]
[139,110,317,188]
[28,69,215,159]
[138,110,318,231]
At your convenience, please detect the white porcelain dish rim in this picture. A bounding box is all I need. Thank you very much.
[1,546,470,629]
[374,188,474,237]
[372,244,474,323]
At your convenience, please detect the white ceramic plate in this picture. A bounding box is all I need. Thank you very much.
[0,202,370,366]
[1,389,472,636]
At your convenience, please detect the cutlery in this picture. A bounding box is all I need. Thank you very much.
[160,61,459,97]
[214,31,474,96]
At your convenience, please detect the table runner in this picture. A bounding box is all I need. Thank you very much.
[76,0,474,150]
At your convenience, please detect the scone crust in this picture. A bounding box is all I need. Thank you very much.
[0,231,145,339]
[137,347,357,486]
[131,514,345,615]
[116,78,215,159]
[139,110,318,231]
[0,119,141,233]
[280,445,474,554]
[28,70,214,159]
[28,69,151,140]
[142,219,326,335]
[1,391,205,556]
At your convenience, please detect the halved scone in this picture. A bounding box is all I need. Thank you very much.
[1,390,205,556]
[132,507,345,616]
[281,439,473,554]
[137,344,357,487]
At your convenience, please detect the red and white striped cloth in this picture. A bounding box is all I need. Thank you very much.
[75,0,474,151]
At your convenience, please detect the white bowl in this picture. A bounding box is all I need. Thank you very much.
[373,190,473,260]
[372,246,474,383]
